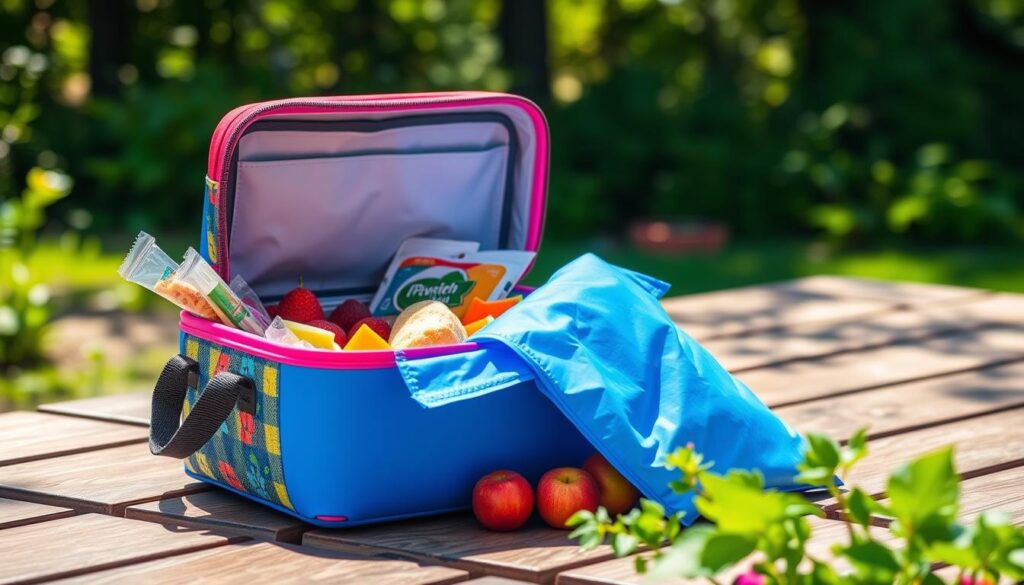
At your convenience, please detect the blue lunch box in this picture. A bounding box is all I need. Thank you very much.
[147,92,593,527]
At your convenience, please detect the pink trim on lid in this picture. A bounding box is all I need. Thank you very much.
[206,93,550,280]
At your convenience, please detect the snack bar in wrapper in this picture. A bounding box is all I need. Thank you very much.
[174,248,265,335]
[118,231,220,321]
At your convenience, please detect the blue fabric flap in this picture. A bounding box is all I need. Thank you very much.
[396,344,534,408]
[395,254,807,524]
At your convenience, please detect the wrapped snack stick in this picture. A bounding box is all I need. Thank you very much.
[118,231,219,321]
[174,248,265,335]
[230,274,272,331]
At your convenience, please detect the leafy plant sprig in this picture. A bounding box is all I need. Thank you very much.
[568,429,1024,584]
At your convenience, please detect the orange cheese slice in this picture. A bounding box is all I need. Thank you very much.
[464,315,495,337]
[461,295,522,325]
[343,323,391,350]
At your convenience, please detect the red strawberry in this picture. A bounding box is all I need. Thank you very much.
[348,317,391,341]
[266,304,279,319]
[306,319,347,347]
[277,281,323,323]
[329,299,371,332]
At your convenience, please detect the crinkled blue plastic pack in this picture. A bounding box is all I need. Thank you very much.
[395,253,809,524]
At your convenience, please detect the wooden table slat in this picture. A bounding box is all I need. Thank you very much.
[0,442,208,515]
[38,391,151,427]
[0,411,148,467]
[0,513,238,585]
[304,514,616,584]
[768,275,989,304]
[126,491,310,543]
[739,325,1024,407]
[819,408,1024,510]
[0,497,74,530]
[706,294,1024,372]
[49,540,469,585]
[776,361,1024,442]
[664,292,895,341]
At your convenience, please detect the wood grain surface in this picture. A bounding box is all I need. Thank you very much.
[0,442,207,514]
[739,325,1024,407]
[0,513,238,585]
[49,540,469,585]
[819,408,1024,511]
[38,391,151,426]
[0,411,147,467]
[775,361,1024,441]
[127,491,311,543]
[704,294,1024,372]
[663,291,893,341]
[0,497,74,530]
[768,276,988,304]
[304,514,616,584]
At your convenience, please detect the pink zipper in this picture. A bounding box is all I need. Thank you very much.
[205,92,550,280]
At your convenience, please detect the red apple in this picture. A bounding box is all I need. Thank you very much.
[472,470,534,531]
[536,467,600,529]
[582,452,641,515]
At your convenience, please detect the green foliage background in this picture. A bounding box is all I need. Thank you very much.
[1,0,1022,244]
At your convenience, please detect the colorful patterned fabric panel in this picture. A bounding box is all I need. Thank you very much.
[204,177,219,269]
[182,334,293,510]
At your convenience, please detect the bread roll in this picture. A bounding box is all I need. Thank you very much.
[389,300,468,349]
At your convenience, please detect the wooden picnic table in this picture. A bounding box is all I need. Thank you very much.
[3,275,1023,584]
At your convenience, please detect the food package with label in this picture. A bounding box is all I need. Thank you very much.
[370,237,534,319]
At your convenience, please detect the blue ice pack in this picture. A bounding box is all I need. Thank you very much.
[396,253,808,523]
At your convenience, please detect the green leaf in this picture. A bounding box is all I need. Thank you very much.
[927,540,978,569]
[841,427,869,471]
[885,447,958,543]
[840,539,900,571]
[612,532,639,557]
[810,560,842,585]
[566,509,595,528]
[700,533,756,573]
[578,531,603,550]
[647,526,715,579]
[846,487,882,526]
[695,472,813,534]
[806,433,841,469]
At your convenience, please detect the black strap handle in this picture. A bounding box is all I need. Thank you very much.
[149,354,255,459]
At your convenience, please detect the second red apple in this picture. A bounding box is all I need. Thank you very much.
[536,467,600,529]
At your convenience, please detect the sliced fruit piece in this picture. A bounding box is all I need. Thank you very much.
[461,295,522,325]
[306,319,347,347]
[282,319,337,350]
[344,323,391,350]
[347,317,391,341]
[464,315,495,336]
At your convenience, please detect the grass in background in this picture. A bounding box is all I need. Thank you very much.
[525,239,1024,294]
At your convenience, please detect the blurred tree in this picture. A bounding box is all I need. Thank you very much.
[0,0,1019,245]
[498,0,551,103]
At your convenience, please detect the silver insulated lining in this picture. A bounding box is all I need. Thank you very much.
[227,104,540,302]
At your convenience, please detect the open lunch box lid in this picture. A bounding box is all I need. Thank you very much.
[203,91,549,307]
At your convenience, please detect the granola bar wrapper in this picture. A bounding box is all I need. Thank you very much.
[174,248,265,335]
[118,231,219,321]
